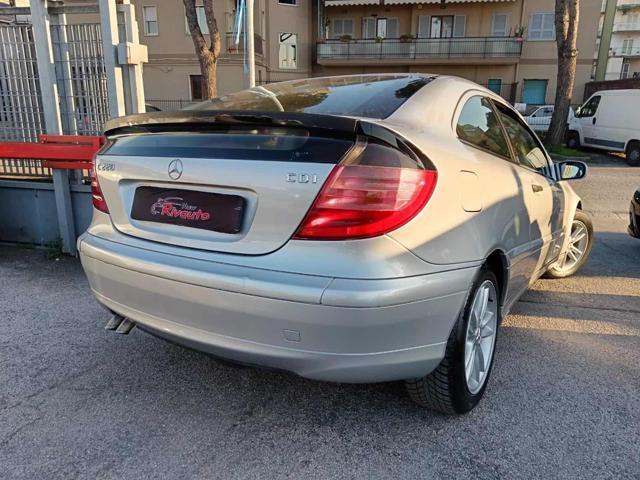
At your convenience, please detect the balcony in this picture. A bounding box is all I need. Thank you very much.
[613,22,640,32]
[617,1,640,12]
[225,33,264,56]
[317,37,523,65]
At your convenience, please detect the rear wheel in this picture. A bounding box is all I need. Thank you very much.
[625,141,640,167]
[544,210,593,279]
[405,269,499,414]
[566,131,580,149]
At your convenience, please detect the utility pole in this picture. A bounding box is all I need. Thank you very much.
[246,0,256,88]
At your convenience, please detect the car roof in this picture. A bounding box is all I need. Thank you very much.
[386,75,513,131]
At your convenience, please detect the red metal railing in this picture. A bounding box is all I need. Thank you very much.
[0,134,105,172]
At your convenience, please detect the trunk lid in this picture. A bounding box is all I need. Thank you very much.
[97,116,356,255]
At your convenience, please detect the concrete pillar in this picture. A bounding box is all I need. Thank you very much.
[117,1,147,114]
[98,0,126,118]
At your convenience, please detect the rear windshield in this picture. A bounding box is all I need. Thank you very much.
[186,75,432,119]
[102,128,354,163]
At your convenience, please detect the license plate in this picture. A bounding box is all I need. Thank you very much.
[131,187,244,234]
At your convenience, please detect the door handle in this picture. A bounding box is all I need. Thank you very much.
[592,117,597,125]
[531,184,544,193]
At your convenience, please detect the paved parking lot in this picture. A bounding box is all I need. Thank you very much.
[1,154,639,479]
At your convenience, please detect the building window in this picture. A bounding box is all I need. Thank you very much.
[430,16,453,38]
[278,33,297,69]
[622,39,634,55]
[491,13,509,37]
[362,17,398,39]
[185,6,209,35]
[622,62,631,79]
[528,13,555,41]
[331,18,354,38]
[143,6,158,36]
[278,0,297,5]
[422,16,464,38]
[190,74,205,100]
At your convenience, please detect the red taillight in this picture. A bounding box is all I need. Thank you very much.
[294,164,437,240]
[90,155,109,213]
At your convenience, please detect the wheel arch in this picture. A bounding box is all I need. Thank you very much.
[483,249,509,307]
[625,138,639,151]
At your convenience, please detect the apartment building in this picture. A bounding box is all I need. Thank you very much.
[136,0,312,101]
[315,0,601,106]
[597,0,640,80]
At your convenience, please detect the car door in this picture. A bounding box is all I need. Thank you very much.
[452,94,533,306]
[574,95,601,147]
[493,102,565,278]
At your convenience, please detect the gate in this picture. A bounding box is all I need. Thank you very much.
[0,24,45,142]
[51,23,110,136]
[0,1,147,255]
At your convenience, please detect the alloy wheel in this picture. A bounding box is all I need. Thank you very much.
[555,220,589,273]
[464,280,498,395]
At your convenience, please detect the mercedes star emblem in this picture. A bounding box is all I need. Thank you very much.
[168,159,183,180]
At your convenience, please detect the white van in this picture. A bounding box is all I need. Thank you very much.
[567,89,640,166]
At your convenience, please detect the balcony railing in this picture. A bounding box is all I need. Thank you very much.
[225,33,264,56]
[611,46,640,57]
[617,0,640,11]
[317,37,523,61]
[613,22,640,32]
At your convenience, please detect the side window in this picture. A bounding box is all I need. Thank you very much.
[577,95,600,118]
[495,103,550,175]
[456,96,511,159]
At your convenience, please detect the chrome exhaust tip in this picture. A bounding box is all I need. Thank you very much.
[115,318,136,335]
[105,313,125,331]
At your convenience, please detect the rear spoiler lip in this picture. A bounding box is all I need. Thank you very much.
[103,110,361,137]
[102,110,435,170]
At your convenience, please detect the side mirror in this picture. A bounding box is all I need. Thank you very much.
[556,160,587,181]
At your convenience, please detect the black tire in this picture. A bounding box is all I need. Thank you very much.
[405,268,500,414]
[566,131,580,149]
[625,141,640,167]
[544,210,593,279]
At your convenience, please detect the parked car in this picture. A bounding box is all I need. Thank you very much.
[567,89,640,166]
[145,103,161,113]
[629,188,640,239]
[80,74,593,414]
[522,104,575,132]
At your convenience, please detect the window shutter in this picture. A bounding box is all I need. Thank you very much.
[491,13,508,37]
[363,18,376,38]
[453,15,466,38]
[344,19,354,36]
[387,18,400,39]
[418,15,430,38]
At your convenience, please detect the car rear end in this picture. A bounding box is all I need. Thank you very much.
[79,75,477,383]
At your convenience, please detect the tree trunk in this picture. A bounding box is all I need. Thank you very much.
[183,0,221,99]
[547,0,580,146]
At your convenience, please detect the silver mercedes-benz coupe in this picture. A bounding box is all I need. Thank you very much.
[80,74,593,414]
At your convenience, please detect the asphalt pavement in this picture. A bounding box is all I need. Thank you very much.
[1,153,639,479]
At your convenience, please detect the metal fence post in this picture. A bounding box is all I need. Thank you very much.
[51,13,78,135]
[98,0,126,119]
[30,0,77,256]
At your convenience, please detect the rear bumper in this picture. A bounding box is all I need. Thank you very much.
[79,233,474,383]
